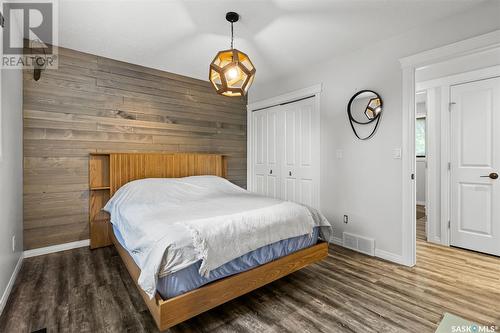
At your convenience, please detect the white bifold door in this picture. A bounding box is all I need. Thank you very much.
[450,77,500,256]
[252,97,319,209]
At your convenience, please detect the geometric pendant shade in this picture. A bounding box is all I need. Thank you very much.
[209,48,256,97]
[209,12,256,97]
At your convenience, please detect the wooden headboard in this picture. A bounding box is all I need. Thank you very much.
[89,153,227,249]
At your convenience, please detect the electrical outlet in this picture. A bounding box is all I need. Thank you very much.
[12,235,16,252]
[343,215,348,224]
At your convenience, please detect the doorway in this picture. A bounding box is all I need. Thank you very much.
[414,66,500,257]
[400,31,500,266]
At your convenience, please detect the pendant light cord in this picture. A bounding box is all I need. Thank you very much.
[230,22,234,49]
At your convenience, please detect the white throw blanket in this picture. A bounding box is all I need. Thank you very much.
[104,176,332,299]
[185,201,315,278]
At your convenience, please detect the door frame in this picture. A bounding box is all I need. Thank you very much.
[399,29,500,266]
[416,65,500,248]
[246,84,322,209]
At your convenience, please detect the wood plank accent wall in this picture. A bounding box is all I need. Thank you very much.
[23,46,247,250]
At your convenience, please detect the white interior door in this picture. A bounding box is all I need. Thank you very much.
[450,77,500,256]
[266,107,282,199]
[281,98,318,208]
[252,109,267,195]
[252,107,282,199]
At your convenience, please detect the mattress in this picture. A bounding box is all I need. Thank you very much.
[104,176,332,298]
[113,225,319,299]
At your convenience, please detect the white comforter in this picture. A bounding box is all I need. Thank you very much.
[104,176,332,298]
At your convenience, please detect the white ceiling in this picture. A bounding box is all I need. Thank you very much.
[58,0,485,84]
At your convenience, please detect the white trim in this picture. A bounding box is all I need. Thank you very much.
[425,87,441,245]
[247,84,322,111]
[400,30,500,68]
[431,236,441,244]
[416,65,500,91]
[374,248,406,265]
[440,85,451,247]
[416,201,426,206]
[401,66,417,267]
[0,254,23,316]
[399,30,500,267]
[331,238,405,265]
[246,84,322,210]
[246,103,253,190]
[332,237,343,246]
[23,239,90,258]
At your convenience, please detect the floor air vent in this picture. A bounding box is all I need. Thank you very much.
[342,232,375,256]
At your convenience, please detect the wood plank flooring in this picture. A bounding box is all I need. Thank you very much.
[416,205,427,241]
[417,218,427,241]
[1,241,499,332]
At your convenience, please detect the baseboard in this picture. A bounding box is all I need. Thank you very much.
[0,254,23,317]
[332,236,343,246]
[430,236,442,244]
[416,201,426,206]
[331,237,405,265]
[374,248,406,265]
[24,239,90,258]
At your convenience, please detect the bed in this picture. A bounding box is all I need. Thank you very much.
[89,153,331,331]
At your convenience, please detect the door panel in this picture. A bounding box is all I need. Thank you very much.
[458,183,491,235]
[252,96,319,209]
[300,105,313,167]
[284,178,296,201]
[300,179,313,206]
[255,174,265,195]
[281,98,317,207]
[253,110,267,196]
[266,109,280,198]
[252,107,282,199]
[285,109,296,168]
[450,77,500,256]
[459,88,492,166]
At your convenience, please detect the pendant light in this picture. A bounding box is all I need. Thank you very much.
[209,12,256,97]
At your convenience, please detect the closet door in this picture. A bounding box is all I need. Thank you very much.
[281,98,317,207]
[252,107,282,198]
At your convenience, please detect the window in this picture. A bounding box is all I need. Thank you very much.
[416,117,426,157]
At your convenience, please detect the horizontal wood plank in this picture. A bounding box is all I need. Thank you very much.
[24,45,247,250]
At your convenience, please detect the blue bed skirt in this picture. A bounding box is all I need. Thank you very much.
[113,226,319,299]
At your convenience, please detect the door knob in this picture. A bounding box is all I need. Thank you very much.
[270,169,272,175]
[480,172,498,179]
[289,171,292,176]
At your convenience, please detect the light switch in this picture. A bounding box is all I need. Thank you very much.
[393,148,402,159]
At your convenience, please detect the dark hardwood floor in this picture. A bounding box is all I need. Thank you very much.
[1,240,499,333]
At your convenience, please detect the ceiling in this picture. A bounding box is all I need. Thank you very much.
[58,0,485,84]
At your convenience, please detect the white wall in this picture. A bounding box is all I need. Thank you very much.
[416,101,427,206]
[249,1,500,259]
[416,159,426,205]
[0,6,24,313]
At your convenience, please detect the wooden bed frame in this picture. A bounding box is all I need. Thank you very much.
[89,152,328,331]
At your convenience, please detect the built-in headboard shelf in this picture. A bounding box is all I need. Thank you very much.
[89,154,112,249]
[88,153,227,249]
